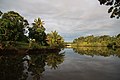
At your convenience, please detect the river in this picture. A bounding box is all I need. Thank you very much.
[0,47,120,80]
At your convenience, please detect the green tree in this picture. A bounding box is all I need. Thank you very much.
[98,0,120,19]
[29,18,47,46]
[46,31,64,48]
[0,11,29,42]
[72,34,117,47]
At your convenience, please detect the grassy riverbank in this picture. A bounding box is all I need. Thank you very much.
[0,41,62,55]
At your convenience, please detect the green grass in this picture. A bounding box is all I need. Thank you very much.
[1,41,62,50]
[15,42,29,49]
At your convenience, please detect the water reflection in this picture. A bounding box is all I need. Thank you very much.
[0,55,23,80]
[0,50,64,80]
[46,52,64,69]
[73,47,120,58]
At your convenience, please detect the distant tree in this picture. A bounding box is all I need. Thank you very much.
[98,0,120,19]
[72,34,117,47]
[28,18,47,45]
[0,11,29,42]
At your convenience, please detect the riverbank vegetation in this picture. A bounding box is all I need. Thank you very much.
[0,11,64,50]
[72,34,120,48]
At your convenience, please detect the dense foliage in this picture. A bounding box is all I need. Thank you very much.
[0,11,64,49]
[73,34,120,48]
[46,31,64,48]
[0,11,29,42]
[28,18,47,46]
[98,0,120,19]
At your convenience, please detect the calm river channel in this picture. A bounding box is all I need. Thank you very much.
[0,47,120,80]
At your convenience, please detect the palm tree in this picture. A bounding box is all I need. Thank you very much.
[29,18,47,45]
[32,18,45,29]
[46,31,64,48]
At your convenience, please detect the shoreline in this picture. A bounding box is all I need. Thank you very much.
[0,48,61,55]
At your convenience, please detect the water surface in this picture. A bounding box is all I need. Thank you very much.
[0,47,120,80]
[42,48,120,80]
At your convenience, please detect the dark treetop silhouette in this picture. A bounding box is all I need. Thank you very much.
[98,0,120,19]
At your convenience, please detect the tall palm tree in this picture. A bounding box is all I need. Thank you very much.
[32,18,45,29]
[29,18,47,45]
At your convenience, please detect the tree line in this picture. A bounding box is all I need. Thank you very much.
[0,11,64,49]
[73,34,120,48]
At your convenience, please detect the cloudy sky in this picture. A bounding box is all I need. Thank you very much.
[0,0,120,41]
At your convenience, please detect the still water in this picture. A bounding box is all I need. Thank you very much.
[0,47,120,80]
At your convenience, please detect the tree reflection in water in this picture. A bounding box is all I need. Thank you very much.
[46,52,64,69]
[0,50,65,80]
[0,55,23,80]
[73,47,120,58]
